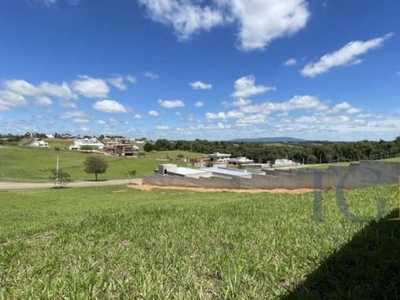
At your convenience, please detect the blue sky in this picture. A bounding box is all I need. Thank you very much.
[1,0,399,141]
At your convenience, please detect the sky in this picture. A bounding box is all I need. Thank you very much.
[0,0,399,141]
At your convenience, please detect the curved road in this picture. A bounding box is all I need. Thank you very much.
[0,179,142,190]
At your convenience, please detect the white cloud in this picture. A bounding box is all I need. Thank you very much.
[232,98,251,107]
[189,80,212,90]
[148,110,159,116]
[283,58,297,66]
[158,99,185,108]
[93,100,127,113]
[72,75,109,98]
[35,0,56,5]
[231,75,275,99]
[0,90,27,109]
[331,101,362,114]
[97,120,106,125]
[39,82,76,100]
[301,33,393,77]
[332,101,351,112]
[225,0,310,51]
[60,110,88,120]
[347,107,361,114]
[194,101,204,107]
[126,75,137,84]
[108,76,127,90]
[205,110,244,120]
[4,80,37,96]
[236,113,267,127]
[3,80,77,106]
[134,114,142,119]
[144,72,159,79]
[35,96,52,106]
[138,0,225,40]
[156,125,170,130]
[138,0,310,51]
[72,118,90,124]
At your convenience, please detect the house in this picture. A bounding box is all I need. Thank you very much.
[69,138,104,150]
[274,158,298,167]
[32,140,49,148]
[156,164,211,178]
[103,138,139,156]
[207,152,231,165]
[228,156,254,166]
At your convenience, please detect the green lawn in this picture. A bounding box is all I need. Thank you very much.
[382,156,400,163]
[0,146,204,182]
[0,184,399,298]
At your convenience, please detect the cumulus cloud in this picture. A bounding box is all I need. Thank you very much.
[158,99,185,108]
[189,80,212,90]
[93,100,127,113]
[4,79,37,97]
[224,0,310,51]
[138,0,310,51]
[231,75,275,99]
[0,90,27,110]
[39,82,76,100]
[137,0,225,40]
[35,96,52,106]
[134,114,142,119]
[72,75,109,98]
[301,33,393,77]
[236,113,267,127]
[283,58,297,66]
[148,110,159,116]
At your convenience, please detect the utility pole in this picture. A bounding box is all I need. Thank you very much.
[56,149,60,184]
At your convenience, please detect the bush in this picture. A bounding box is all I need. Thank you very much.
[49,168,72,188]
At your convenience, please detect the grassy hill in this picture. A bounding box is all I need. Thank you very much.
[0,146,203,182]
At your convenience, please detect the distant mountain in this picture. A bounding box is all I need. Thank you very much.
[229,136,309,143]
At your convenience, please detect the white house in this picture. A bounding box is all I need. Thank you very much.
[69,138,104,150]
[32,140,49,148]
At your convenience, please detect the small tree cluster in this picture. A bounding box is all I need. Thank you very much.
[49,169,72,188]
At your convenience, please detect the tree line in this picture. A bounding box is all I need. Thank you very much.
[144,137,400,164]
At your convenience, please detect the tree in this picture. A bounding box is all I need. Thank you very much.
[84,156,108,181]
[49,168,72,188]
[143,142,154,152]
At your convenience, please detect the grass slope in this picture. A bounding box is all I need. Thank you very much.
[0,146,202,182]
[1,184,399,298]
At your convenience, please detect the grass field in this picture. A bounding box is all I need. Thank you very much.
[0,146,203,182]
[1,184,399,298]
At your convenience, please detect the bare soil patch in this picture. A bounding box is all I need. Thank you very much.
[128,184,313,194]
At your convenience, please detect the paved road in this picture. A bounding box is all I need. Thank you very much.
[0,179,142,190]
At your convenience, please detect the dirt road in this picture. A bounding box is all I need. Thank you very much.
[0,179,142,190]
